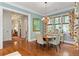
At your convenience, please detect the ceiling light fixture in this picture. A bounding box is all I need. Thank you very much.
[41,2,50,24]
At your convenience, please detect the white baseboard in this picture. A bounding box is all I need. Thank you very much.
[28,38,36,42]
[3,38,12,41]
[63,40,75,44]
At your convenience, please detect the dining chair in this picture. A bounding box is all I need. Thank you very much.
[36,32,47,47]
[48,29,61,51]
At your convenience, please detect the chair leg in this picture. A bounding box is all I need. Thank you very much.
[55,45,58,52]
[59,44,61,49]
[49,44,53,48]
[39,44,45,48]
[55,45,60,52]
[53,45,58,51]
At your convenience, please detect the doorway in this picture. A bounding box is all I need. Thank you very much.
[11,12,28,39]
[3,9,28,48]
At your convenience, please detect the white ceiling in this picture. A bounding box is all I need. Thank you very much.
[10,2,74,16]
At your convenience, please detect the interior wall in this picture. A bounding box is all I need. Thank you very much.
[0,8,3,49]
[3,10,12,41]
[30,15,42,41]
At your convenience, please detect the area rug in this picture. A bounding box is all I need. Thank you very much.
[5,51,21,56]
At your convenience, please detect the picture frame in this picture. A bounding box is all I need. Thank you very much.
[33,18,41,32]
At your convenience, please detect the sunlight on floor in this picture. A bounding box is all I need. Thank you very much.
[14,41,18,45]
[5,51,21,56]
[63,51,69,56]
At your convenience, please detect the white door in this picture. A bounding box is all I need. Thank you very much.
[21,16,28,39]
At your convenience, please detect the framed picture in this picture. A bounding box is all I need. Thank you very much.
[33,18,41,31]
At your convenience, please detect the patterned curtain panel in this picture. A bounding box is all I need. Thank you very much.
[69,4,79,45]
[73,3,79,44]
[69,10,75,39]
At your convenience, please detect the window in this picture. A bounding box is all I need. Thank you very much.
[54,17,61,24]
[54,17,61,30]
[55,17,59,24]
[55,25,61,30]
[50,15,72,42]
[47,25,52,33]
[63,16,69,23]
[63,24,70,33]
[62,15,70,33]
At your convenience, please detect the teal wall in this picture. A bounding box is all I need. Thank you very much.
[0,2,43,40]
[31,15,43,39]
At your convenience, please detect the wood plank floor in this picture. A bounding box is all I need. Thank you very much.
[0,37,79,56]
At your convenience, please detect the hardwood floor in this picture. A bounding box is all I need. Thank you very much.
[0,37,79,56]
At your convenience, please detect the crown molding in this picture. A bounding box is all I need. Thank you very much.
[6,2,43,16]
[47,6,73,16]
[5,2,74,16]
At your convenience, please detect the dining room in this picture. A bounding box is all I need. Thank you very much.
[0,2,79,56]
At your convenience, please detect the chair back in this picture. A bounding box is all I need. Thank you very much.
[51,29,61,45]
[36,32,44,44]
[52,35,60,45]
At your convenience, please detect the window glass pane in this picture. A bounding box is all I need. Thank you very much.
[55,25,61,30]
[54,17,59,24]
[59,17,61,23]
[52,19,55,24]
[47,25,52,33]
[63,24,69,33]
[64,16,69,23]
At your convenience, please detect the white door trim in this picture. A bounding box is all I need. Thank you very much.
[0,7,3,49]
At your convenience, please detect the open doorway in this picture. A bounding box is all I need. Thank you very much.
[3,9,28,48]
[11,12,28,40]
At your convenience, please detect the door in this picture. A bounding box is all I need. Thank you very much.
[21,16,28,39]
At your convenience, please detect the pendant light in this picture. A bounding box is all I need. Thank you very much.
[41,2,50,24]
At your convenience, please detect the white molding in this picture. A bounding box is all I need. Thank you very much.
[47,6,73,16]
[28,38,36,42]
[6,2,43,16]
[3,38,12,41]
[0,6,31,40]
[3,2,74,16]
[3,39,12,42]
[0,7,3,49]
[64,40,74,45]
[28,14,31,41]
[0,6,30,16]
